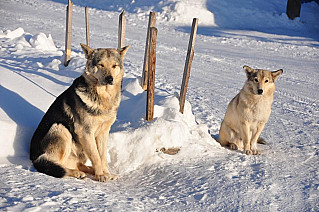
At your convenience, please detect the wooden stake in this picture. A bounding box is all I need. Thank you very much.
[118,10,126,49]
[85,6,90,46]
[141,12,156,90]
[64,0,73,66]
[179,18,198,114]
[146,27,158,122]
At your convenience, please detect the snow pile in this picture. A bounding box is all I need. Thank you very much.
[0,28,58,52]
[108,75,214,174]
[0,28,215,172]
[29,33,57,51]
[0,27,25,39]
[160,0,215,25]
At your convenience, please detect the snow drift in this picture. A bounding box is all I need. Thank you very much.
[50,0,319,33]
[0,28,215,172]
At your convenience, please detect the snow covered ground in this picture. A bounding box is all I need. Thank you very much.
[0,0,318,210]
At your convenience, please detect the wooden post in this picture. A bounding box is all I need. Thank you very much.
[85,6,90,46]
[179,18,198,114]
[64,0,73,66]
[141,12,156,90]
[118,10,126,49]
[146,27,158,122]
[286,0,301,20]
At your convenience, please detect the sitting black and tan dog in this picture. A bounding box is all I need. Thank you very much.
[30,44,129,182]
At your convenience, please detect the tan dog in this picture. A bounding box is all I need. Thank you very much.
[218,65,283,155]
[30,44,129,182]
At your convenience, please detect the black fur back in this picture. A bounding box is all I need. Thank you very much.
[33,158,66,178]
[30,76,85,161]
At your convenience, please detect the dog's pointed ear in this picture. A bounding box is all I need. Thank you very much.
[271,69,283,82]
[80,43,94,59]
[118,45,130,58]
[243,65,255,78]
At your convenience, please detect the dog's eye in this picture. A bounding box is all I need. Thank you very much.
[98,64,104,68]
[112,64,118,69]
[265,79,269,83]
[254,78,258,83]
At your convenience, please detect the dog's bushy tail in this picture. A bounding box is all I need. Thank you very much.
[32,157,66,178]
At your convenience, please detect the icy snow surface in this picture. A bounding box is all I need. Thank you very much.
[0,0,319,211]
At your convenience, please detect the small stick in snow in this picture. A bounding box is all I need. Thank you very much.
[158,148,180,155]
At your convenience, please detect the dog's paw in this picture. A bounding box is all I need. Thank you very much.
[245,150,253,155]
[95,173,118,182]
[229,143,238,150]
[252,149,261,155]
[107,173,119,181]
[73,170,87,179]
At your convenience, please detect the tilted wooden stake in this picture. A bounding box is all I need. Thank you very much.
[179,18,198,114]
[146,27,158,121]
[141,12,156,90]
[64,0,73,66]
[118,10,126,49]
[85,6,90,46]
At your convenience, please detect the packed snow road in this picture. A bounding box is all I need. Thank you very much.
[0,0,318,211]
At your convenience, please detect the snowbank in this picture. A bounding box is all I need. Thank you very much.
[0,28,215,173]
[50,0,319,31]
[51,0,215,25]
[109,75,214,174]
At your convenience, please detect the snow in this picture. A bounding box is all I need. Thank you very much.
[0,0,319,210]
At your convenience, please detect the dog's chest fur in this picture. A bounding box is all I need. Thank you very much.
[238,91,273,123]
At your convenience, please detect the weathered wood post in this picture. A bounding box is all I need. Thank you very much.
[64,0,73,66]
[146,27,158,121]
[118,10,126,49]
[85,6,90,46]
[179,18,198,114]
[286,0,301,20]
[141,12,156,90]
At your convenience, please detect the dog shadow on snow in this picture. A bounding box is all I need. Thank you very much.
[0,85,44,169]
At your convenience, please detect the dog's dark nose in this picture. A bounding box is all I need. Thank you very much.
[104,76,113,85]
[258,89,263,95]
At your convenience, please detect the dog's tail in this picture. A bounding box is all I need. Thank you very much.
[32,157,66,178]
[257,137,267,145]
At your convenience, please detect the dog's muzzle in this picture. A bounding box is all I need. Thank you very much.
[102,76,113,85]
[257,89,263,95]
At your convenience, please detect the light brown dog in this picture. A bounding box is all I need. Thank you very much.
[30,44,129,182]
[218,65,283,155]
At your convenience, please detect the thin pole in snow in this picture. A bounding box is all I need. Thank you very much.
[146,27,158,122]
[85,6,90,47]
[64,0,73,66]
[179,18,198,114]
[141,12,156,91]
[118,10,126,49]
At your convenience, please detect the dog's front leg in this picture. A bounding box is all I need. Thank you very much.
[250,123,265,155]
[95,128,118,181]
[78,133,107,182]
[241,122,252,155]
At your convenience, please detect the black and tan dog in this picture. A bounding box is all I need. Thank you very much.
[30,44,129,182]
